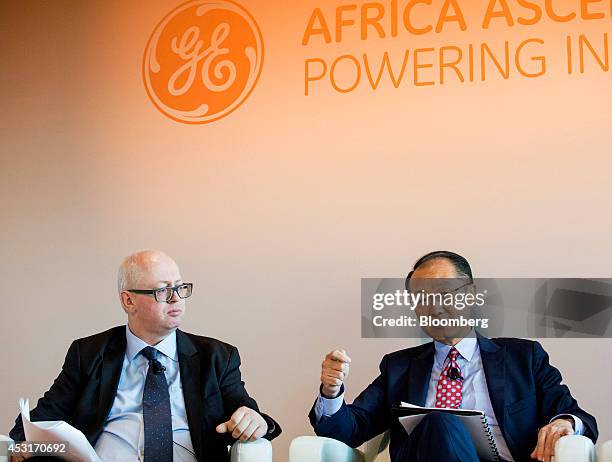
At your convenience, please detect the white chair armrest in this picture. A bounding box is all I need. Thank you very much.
[290,436,364,462]
[230,438,273,462]
[599,439,612,462]
[554,435,595,462]
[1,435,15,462]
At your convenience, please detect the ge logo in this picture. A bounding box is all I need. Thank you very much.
[143,0,263,124]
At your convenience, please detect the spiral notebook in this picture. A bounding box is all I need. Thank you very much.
[392,402,501,462]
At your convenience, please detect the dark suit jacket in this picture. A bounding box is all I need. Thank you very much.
[309,337,597,462]
[10,326,281,461]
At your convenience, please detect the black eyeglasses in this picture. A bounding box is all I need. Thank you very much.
[439,281,473,296]
[127,283,193,302]
[407,280,473,296]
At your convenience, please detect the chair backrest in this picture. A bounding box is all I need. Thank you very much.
[362,431,391,462]
[598,440,612,462]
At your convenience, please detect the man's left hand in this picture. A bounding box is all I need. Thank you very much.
[215,406,268,442]
[530,418,574,462]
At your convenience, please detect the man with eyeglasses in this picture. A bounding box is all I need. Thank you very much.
[310,251,597,462]
[9,250,281,461]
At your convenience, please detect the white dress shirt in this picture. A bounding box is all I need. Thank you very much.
[315,335,583,462]
[94,326,196,462]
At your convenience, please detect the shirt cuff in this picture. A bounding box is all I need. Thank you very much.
[550,414,584,435]
[314,384,344,423]
[263,415,276,435]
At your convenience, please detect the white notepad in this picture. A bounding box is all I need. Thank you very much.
[18,398,101,462]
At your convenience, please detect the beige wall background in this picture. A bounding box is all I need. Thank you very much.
[1,1,611,460]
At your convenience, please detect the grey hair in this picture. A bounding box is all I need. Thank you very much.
[117,252,147,293]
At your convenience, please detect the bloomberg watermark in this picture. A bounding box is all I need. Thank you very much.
[362,278,612,338]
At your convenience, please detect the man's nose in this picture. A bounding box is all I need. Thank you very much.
[429,302,446,315]
[169,289,180,303]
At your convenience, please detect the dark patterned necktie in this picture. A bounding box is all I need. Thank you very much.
[141,346,173,462]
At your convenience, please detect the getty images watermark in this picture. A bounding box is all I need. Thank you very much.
[362,278,612,338]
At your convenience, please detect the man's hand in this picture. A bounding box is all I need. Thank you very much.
[530,418,574,462]
[321,349,351,398]
[215,406,268,442]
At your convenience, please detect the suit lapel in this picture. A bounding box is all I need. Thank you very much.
[93,328,126,440]
[177,330,203,460]
[405,342,435,406]
[478,336,506,432]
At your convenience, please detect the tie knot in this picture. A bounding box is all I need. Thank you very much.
[449,347,460,361]
[141,346,158,362]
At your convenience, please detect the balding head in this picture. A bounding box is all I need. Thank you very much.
[117,250,179,293]
[406,250,472,287]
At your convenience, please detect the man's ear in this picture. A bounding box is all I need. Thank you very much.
[120,291,135,313]
[405,271,414,290]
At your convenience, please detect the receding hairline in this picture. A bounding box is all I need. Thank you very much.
[414,257,461,276]
[117,250,178,293]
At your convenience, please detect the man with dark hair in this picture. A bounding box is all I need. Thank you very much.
[310,250,597,462]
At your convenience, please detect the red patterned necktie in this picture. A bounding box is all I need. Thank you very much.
[434,347,463,409]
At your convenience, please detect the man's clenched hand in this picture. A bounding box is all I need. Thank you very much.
[321,349,351,398]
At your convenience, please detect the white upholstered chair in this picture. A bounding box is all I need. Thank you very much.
[0,433,272,462]
[290,430,598,462]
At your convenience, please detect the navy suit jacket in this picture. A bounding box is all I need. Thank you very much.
[309,337,597,462]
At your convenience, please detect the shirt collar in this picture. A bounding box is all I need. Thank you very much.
[433,330,478,363]
[125,325,178,362]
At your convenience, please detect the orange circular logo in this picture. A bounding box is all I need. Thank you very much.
[143,0,264,124]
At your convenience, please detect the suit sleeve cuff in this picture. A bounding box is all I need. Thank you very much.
[550,414,584,435]
[314,384,344,423]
